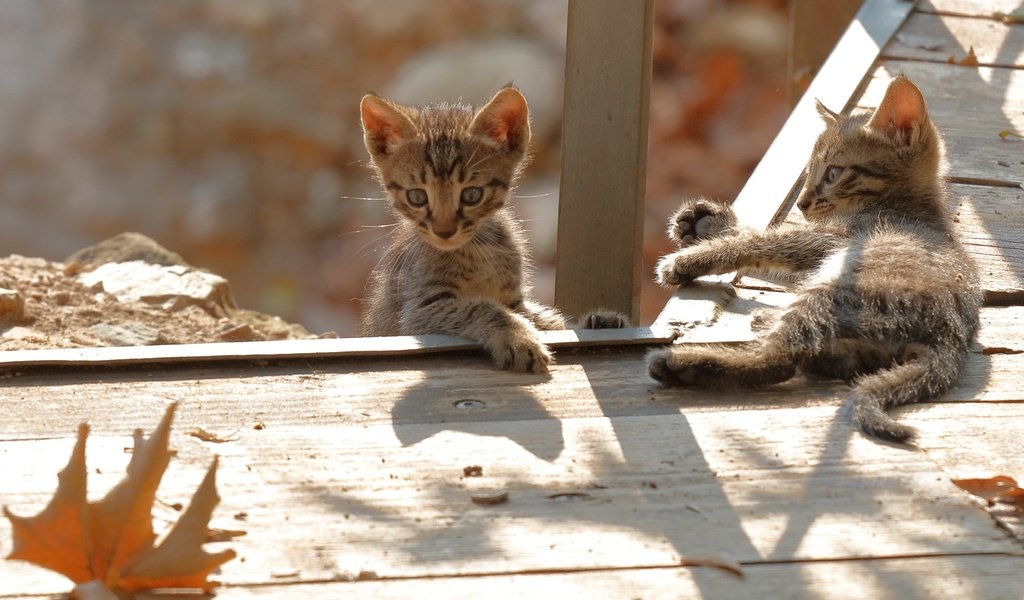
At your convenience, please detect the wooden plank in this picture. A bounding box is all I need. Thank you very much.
[788,0,863,106]
[729,0,915,231]
[949,184,1024,304]
[0,327,674,370]
[884,12,1024,67]
[858,61,1024,185]
[1,307,1022,441]
[906,402,1024,540]
[11,555,1023,600]
[554,0,654,323]
[918,0,1023,18]
[2,407,1021,594]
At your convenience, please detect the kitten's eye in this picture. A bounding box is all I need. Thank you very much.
[823,165,844,184]
[406,188,428,207]
[460,186,484,206]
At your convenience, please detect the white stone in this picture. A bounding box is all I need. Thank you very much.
[76,261,235,312]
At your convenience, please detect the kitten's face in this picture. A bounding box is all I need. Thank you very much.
[797,76,940,222]
[361,88,530,250]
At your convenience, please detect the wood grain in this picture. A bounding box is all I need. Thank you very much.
[918,0,1023,17]
[3,406,1021,594]
[555,0,654,322]
[885,12,1024,67]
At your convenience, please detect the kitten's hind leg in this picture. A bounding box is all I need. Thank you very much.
[647,342,797,388]
[669,197,737,248]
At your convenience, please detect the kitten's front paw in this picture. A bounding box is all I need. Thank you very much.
[669,197,736,247]
[655,250,708,287]
[491,334,553,374]
[579,309,630,329]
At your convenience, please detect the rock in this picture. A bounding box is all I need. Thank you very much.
[87,322,165,347]
[0,287,25,321]
[76,261,236,316]
[64,232,190,276]
[216,323,259,342]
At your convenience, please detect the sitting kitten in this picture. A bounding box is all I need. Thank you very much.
[648,76,981,443]
[360,86,626,373]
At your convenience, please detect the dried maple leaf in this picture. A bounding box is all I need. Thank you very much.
[3,402,236,597]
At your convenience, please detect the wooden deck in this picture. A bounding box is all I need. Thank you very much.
[3,0,1024,597]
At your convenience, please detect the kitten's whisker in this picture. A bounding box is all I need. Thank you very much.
[515,193,552,199]
[338,195,388,201]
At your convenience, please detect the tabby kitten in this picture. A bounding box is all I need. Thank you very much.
[648,76,981,443]
[360,86,624,373]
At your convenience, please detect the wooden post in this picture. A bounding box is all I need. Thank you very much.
[788,0,864,106]
[555,0,654,324]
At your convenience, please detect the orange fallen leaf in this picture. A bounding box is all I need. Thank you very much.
[3,402,236,597]
[953,475,1024,505]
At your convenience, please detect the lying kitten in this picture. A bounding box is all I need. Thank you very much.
[360,86,625,373]
[648,76,981,443]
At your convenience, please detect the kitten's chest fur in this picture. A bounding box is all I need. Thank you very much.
[412,211,525,302]
[363,209,527,335]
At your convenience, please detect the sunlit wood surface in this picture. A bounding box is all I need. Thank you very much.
[2,0,1023,597]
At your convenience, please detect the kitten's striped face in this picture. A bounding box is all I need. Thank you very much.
[361,88,530,250]
[797,76,937,222]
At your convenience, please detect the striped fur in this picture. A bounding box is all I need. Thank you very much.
[648,76,981,443]
[359,87,625,373]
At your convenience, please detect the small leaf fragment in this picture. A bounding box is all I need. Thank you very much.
[947,45,979,67]
[953,475,1022,503]
[998,129,1022,140]
[187,427,238,443]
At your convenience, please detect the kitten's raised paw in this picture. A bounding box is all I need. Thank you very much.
[654,250,708,287]
[668,197,736,247]
[579,309,630,329]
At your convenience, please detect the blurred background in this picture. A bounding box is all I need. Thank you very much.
[0,0,790,336]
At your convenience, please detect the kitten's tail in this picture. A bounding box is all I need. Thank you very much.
[849,344,963,443]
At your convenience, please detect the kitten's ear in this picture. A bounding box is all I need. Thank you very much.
[867,76,928,144]
[361,94,415,158]
[470,87,531,153]
[815,99,839,125]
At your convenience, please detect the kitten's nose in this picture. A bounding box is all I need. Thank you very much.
[434,227,457,239]
[797,197,812,212]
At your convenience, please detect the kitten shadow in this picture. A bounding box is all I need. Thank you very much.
[391,362,564,462]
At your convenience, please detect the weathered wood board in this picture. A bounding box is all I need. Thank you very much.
[918,0,1023,18]
[3,406,1021,594]
[884,12,1024,67]
[948,183,1024,303]
[857,61,1024,185]
[907,402,1024,541]
[1,307,1022,442]
[8,555,1024,600]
